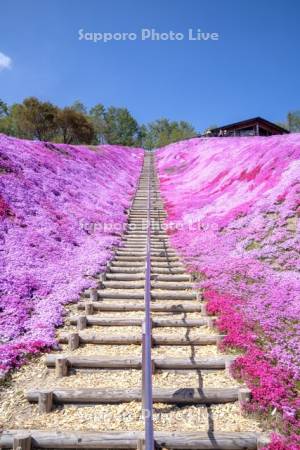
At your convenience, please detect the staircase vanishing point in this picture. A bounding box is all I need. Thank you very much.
[1,153,270,450]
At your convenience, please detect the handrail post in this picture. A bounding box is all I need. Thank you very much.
[141,153,154,450]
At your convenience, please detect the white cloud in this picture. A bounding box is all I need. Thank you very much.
[0,52,12,71]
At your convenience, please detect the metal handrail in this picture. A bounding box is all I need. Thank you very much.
[141,155,154,450]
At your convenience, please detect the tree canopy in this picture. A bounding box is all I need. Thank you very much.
[0,97,201,147]
[0,97,199,147]
[1,97,300,147]
[57,108,95,144]
[103,107,139,146]
[0,100,9,118]
[287,111,300,132]
[14,97,59,141]
[140,119,196,149]
[89,103,106,144]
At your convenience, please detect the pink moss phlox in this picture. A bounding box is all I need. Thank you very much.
[156,135,300,441]
[0,134,143,375]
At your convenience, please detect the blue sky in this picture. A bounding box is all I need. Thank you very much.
[1,0,300,132]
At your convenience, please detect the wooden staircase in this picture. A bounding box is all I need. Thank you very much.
[0,153,269,449]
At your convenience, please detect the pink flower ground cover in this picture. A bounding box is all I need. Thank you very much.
[156,135,300,448]
[0,134,143,376]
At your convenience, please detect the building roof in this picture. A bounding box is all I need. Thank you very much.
[210,117,289,134]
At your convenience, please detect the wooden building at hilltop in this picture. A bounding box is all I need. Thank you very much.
[207,117,289,137]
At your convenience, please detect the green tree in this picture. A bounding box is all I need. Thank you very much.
[170,120,197,142]
[57,108,95,144]
[0,97,200,149]
[13,97,59,141]
[0,99,9,118]
[89,103,106,144]
[135,124,150,148]
[0,99,11,135]
[70,100,87,115]
[0,104,22,136]
[287,111,300,132]
[104,107,139,146]
[141,119,196,149]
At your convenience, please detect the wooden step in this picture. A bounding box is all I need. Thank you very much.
[127,214,162,220]
[130,206,163,208]
[113,256,179,262]
[105,273,145,281]
[130,208,163,211]
[102,281,193,290]
[108,267,146,274]
[117,247,173,252]
[129,207,163,209]
[117,245,170,250]
[0,429,262,449]
[77,301,201,313]
[58,333,222,346]
[107,266,188,275]
[151,267,188,274]
[120,244,169,249]
[122,235,167,239]
[129,217,165,220]
[129,211,166,215]
[46,355,233,370]
[126,248,172,253]
[104,273,191,282]
[122,239,169,244]
[124,232,167,237]
[130,207,164,210]
[150,273,191,281]
[116,250,177,256]
[133,215,164,218]
[110,261,184,269]
[151,262,185,268]
[122,243,169,247]
[69,316,209,327]
[126,225,165,230]
[112,257,147,263]
[130,208,165,211]
[133,211,164,213]
[27,387,245,407]
[128,216,165,220]
[128,218,166,222]
[84,290,196,300]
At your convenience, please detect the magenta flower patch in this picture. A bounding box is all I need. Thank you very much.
[0,134,143,375]
[156,135,300,447]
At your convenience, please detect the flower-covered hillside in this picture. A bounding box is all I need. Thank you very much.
[0,134,143,376]
[156,135,300,445]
